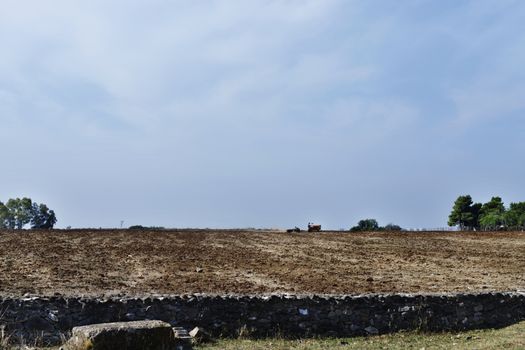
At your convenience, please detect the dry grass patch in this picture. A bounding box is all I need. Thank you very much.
[195,321,525,350]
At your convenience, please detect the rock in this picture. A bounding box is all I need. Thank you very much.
[64,320,176,350]
[399,306,412,312]
[189,327,211,343]
[48,311,59,322]
[172,327,193,350]
[350,324,360,331]
[24,316,55,332]
[364,326,379,335]
[172,327,189,339]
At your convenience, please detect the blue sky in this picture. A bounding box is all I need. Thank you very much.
[1,0,525,229]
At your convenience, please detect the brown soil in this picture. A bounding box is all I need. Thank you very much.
[0,229,523,297]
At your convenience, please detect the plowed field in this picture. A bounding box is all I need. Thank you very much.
[0,229,523,296]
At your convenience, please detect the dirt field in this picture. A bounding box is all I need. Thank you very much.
[0,229,523,297]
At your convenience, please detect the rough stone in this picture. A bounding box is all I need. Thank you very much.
[189,327,211,343]
[64,320,175,350]
[365,326,379,335]
[172,327,193,350]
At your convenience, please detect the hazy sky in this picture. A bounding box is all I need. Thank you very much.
[1,0,525,229]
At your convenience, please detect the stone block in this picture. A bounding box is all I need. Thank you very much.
[173,327,193,350]
[189,326,211,343]
[364,326,378,335]
[64,320,176,350]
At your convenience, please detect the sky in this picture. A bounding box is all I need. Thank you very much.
[1,0,525,229]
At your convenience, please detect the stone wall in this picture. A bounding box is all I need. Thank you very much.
[1,292,524,345]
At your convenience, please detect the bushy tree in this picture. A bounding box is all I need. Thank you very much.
[480,196,505,213]
[0,202,9,229]
[478,212,503,230]
[480,196,505,217]
[349,219,403,232]
[448,195,481,230]
[5,198,33,229]
[384,223,402,231]
[30,203,57,229]
[478,197,506,230]
[448,195,525,231]
[350,218,379,232]
[0,197,57,229]
[505,202,525,230]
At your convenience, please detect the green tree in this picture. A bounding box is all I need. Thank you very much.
[448,195,482,230]
[30,203,57,229]
[350,218,379,232]
[479,212,503,230]
[504,202,525,230]
[0,202,9,229]
[480,196,505,216]
[384,223,403,231]
[0,198,57,230]
[478,197,506,230]
[5,197,33,229]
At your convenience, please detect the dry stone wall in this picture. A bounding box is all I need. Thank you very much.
[1,292,524,345]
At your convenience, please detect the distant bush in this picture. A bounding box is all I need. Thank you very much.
[383,223,402,231]
[350,219,379,232]
[350,219,403,232]
[128,225,165,230]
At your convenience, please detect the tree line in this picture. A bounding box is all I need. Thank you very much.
[448,195,525,231]
[0,197,57,229]
[2,194,523,232]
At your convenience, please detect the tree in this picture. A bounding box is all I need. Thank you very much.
[470,202,482,228]
[478,197,506,230]
[384,223,402,231]
[5,197,33,229]
[480,196,505,216]
[0,197,57,230]
[448,195,481,230]
[350,218,379,232]
[0,202,9,229]
[30,203,57,229]
[505,202,525,230]
[479,212,503,230]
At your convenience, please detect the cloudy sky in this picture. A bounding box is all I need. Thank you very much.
[1,0,525,229]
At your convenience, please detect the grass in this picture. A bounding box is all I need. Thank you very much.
[194,321,525,350]
[2,321,524,349]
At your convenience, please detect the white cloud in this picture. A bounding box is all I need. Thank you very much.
[0,0,357,131]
